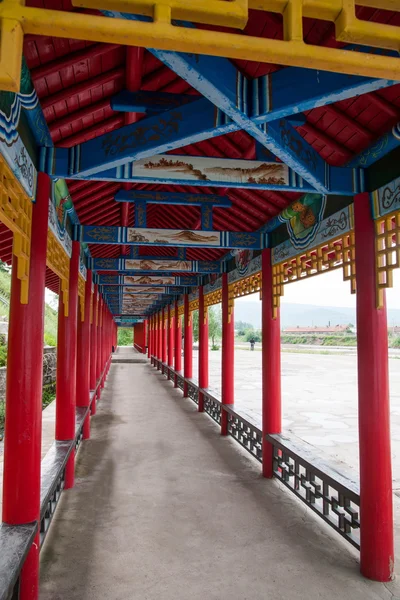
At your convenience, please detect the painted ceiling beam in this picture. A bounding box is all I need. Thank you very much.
[91,257,221,273]
[111,90,198,114]
[44,52,393,192]
[114,189,232,207]
[77,225,266,250]
[83,153,359,196]
[144,49,369,194]
[49,98,235,178]
[101,285,184,295]
[347,122,400,168]
[99,274,198,286]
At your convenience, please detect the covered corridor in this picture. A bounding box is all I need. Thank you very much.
[39,357,396,600]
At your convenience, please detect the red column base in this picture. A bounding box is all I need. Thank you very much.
[20,533,40,600]
[83,413,90,440]
[64,451,75,489]
[221,409,228,436]
[262,442,274,478]
[198,391,204,412]
[91,397,97,415]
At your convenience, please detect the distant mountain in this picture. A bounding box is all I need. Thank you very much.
[234,300,400,329]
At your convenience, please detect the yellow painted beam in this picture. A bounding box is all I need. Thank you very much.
[0,0,399,92]
[0,19,23,93]
[72,0,249,29]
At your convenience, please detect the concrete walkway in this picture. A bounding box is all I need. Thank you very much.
[40,362,398,600]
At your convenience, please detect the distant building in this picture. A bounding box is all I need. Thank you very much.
[389,326,400,335]
[283,325,350,335]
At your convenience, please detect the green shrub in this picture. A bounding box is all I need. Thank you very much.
[42,384,56,409]
[0,344,7,367]
[211,344,220,351]
[44,332,57,346]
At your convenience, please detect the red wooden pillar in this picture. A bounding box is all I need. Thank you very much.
[2,172,50,600]
[157,311,162,368]
[153,314,158,365]
[355,193,393,581]
[183,294,193,397]
[56,241,80,489]
[143,319,148,355]
[76,269,92,440]
[198,286,208,412]
[96,296,102,395]
[148,316,153,360]
[90,284,98,414]
[221,273,234,434]
[261,249,281,476]
[168,304,174,376]
[162,307,167,366]
[174,299,182,386]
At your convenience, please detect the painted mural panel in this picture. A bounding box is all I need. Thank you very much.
[371,175,400,219]
[123,286,166,294]
[48,199,72,258]
[125,258,192,271]
[124,275,176,286]
[272,205,354,265]
[228,253,262,284]
[132,154,289,186]
[127,227,221,247]
[204,274,222,295]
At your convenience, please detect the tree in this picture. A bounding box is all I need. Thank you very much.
[118,327,133,346]
[208,305,222,349]
[192,309,199,342]
[245,329,261,343]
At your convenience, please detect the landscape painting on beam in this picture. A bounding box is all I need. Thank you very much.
[133,155,289,186]
[124,275,176,285]
[125,259,192,271]
[127,228,221,247]
[123,286,166,294]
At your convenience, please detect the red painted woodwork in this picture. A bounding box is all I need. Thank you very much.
[56,241,79,489]
[174,299,182,387]
[76,269,93,440]
[354,193,393,582]
[2,172,50,600]
[143,319,148,355]
[183,294,193,397]
[157,311,162,368]
[221,273,234,435]
[261,248,281,477]
[96,296,102,395]
[90,285,98,415]
[133,322,147,352]
[162,308,167,365]
[198,286,208,413]
[168,305,174,367]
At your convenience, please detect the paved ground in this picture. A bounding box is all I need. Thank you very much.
[193,349,400,490]
[40,360,400,599]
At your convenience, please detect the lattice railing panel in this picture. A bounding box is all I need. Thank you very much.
[226,410,262,462]
[375,213,400,309]
[177,304,184,317]
[47,229,70,316]
[187,380,199,405]
[203,393,222,424]
[272,233,356,318]
[0,153,32,303]
[78,273,85,321]
[268,434,360,549]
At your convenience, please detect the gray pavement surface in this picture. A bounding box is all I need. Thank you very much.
[39,359,400,599]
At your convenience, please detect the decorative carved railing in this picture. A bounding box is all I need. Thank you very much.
[150,356,361,552]
[202,389,222,424]
[266,433,360,549]
[186,379,199,405]
[225,405,263,463]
